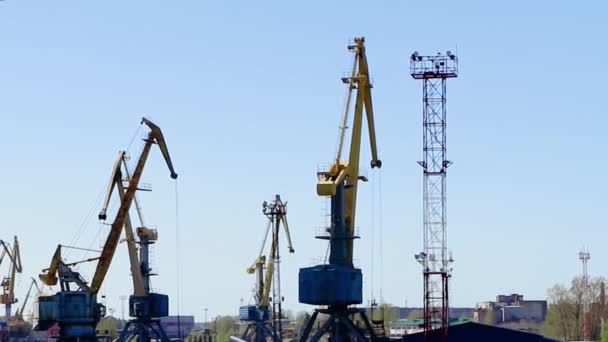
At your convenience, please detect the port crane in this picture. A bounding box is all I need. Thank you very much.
[240,195,294,342]
[36,118,178,341]
[3,277,42,340]
[98,147,174,342]
[298,37,381,342]
[0,236,22,320]
[14,278,40,320]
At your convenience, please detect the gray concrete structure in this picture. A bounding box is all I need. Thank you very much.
[474,294,547,325]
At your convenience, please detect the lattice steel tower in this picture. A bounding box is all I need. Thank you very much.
[410,51,458,341]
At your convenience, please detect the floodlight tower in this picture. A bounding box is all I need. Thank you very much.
[579,250,591,341]
[410,51,458,341]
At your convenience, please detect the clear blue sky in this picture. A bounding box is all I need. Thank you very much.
[1,1,607,322]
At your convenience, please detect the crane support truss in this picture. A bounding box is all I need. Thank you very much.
[410,51,458,341]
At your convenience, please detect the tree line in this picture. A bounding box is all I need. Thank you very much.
[543,276,608,341]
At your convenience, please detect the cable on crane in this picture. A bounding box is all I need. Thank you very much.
[67,121,142,259]
[370,167,375,305]
[65,186,106,259]
[378,169,384,304]
[126,121,144,154]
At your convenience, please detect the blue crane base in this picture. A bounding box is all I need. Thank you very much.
[241,321,279,342]
[298,307,376,342]
[36,291,104,341]
[117,319,170,342]
[298,266,376,341]
[239,306,278,342]
[299,264,362,305]
[117,294,170,342]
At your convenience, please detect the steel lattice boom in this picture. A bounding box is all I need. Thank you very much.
[411,51,458,342]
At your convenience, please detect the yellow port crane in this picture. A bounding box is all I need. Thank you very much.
[316,36,381,267]
[0,236,22,319]
[14,278,40,320]
[298,37,381,342]
[5,277,42,338]
[97,145,174,341]
[240,195,294,342]
[36,118,177,341]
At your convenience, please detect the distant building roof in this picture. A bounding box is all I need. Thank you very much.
[402,321,560,342]
[392,318,471,329]
[391,319,424,329]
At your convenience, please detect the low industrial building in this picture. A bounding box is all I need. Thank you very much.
[389,319,424,337]
[474,293,547,327]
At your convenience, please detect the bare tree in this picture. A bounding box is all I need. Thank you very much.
[543,276,607,341]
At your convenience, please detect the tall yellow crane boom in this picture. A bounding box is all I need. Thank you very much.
[90,118,178,293]
[98,151,146,296]
[317,37,381,265]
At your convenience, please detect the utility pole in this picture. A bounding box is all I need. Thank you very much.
[579,250,591,341]
[204,308,208,330]
[411,51,458,342]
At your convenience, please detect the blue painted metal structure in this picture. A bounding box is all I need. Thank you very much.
[239,306,276,342]
[35,264,106,341]
[115,197,171,342]
[117,293,170,342]
[298,184,375,342]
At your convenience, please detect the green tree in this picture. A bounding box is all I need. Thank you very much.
[601,320,608,342]
[407,310,423,320]
[214,315,237,342]
[380,304,399,325]
[542,276,607,341]
[369,304,399,326]
[483,309,495,325]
